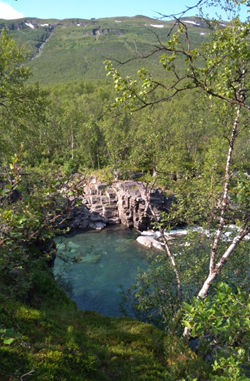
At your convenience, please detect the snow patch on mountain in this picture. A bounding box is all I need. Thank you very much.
[150,24,164,28]
[25,22,34,29]
[184,20,200,26]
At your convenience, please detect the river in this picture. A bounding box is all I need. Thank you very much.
[54,225,151,317]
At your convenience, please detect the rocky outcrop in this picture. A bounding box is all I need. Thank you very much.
[58,175,172,231]
[91,28,123,36]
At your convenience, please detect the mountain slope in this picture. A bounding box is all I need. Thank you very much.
[0,16,209,84]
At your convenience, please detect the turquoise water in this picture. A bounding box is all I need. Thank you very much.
[54,225,150,317]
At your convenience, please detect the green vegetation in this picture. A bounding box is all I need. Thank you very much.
[1,271,186,381]
[0,15,207,85]
[1,1,250,379]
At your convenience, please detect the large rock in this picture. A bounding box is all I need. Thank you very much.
[89,221,106,230]
[59,174,172,231]
[136,236,164,251]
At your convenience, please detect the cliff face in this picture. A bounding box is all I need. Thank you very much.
[59,175,172,231]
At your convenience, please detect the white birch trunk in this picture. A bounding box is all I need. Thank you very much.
[71,123,74,160]
[184,76,246,336]
[198,228,250,299]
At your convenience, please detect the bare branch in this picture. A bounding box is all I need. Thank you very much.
[20,369,35,381]
[155,0,205,20]
[161,230,182,304]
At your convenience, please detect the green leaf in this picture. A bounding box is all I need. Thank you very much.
[3,338,14,345]
[182,321,191,328]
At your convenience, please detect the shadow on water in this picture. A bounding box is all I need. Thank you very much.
[54,225,151,317]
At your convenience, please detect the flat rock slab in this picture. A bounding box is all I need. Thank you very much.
[136,236,164,251]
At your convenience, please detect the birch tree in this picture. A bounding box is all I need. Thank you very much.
[105,8,250,301]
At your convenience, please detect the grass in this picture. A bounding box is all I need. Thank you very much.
[0,268,194,381]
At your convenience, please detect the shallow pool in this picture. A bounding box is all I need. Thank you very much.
[54,225,150,317]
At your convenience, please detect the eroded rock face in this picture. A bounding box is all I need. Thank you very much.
[59,175,172,231]
[115,181,149,230]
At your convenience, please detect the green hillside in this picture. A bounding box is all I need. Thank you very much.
[0,15,208,85]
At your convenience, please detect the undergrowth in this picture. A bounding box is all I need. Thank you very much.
[0,269,195,381]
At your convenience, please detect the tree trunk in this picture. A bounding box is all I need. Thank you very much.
[71,123,74,160]
[198,227,250,298]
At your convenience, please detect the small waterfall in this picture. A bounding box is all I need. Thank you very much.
[32,27,55,60]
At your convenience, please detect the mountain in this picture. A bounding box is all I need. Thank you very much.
[0,16,210,85]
